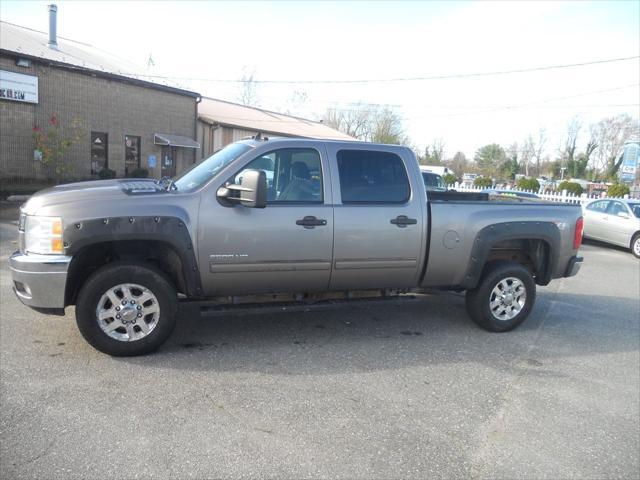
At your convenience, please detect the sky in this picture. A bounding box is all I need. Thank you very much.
[1,0,639,159]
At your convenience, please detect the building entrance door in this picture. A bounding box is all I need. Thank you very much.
[161,146,177,178]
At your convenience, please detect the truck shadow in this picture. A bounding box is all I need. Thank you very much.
[582,238,633,256]
[118,289,639,376]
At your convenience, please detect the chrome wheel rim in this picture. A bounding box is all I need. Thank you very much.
[96,283,160,342]
[634,238,640,257]
[489,277,527,321]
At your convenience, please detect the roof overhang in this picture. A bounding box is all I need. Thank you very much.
[154,133,200,149]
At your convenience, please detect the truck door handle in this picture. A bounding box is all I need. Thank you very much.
[390,215,417,227]
[296,216,327,228]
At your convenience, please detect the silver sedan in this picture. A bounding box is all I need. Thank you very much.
[582,198,640,258]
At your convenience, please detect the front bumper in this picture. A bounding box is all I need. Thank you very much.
[9,251,72,311]
[564,255,583,278]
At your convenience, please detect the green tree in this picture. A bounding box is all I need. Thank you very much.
[474,144,506,177]
[500,143,520,180]
[607,183,630,198]
[566,152,590,179]
[558,181,584,195]
[474,176,493,188]
[442,173,457,185]
[516,177,540,191]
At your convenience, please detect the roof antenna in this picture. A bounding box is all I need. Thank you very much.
[253,132,262,141]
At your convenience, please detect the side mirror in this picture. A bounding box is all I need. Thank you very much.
[217,169,267,208]
[617,211,630,219]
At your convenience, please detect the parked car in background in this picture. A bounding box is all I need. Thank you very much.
[420,165,450,177]
[582,198,640,258]
[419,166,447,191]
[462,173,478,185]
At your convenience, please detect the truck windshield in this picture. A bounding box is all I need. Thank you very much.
[173,143,253,192]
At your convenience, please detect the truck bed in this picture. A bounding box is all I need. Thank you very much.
[422,195,582,288]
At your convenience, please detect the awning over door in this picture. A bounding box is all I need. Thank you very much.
[154,133,200,149]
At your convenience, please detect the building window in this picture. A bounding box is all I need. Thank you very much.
[125,135,141,174]
[91,132,108,174]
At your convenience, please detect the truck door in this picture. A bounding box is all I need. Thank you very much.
[198,144,334,296]
[326,145,426,290]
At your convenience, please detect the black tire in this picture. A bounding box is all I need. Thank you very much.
[75,261,178,356]
[631,234,640,259]
[465,261,536,332]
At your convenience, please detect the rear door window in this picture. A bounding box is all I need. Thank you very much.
[337,150,410,203]
[586,200,609,213]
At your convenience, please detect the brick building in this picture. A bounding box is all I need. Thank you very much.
[0,6,200,183]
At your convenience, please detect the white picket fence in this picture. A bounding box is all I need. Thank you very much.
[448,184,626,205]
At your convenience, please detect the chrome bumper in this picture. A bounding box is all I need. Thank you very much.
[9,251,72,310]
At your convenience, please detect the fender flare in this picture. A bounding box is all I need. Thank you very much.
[63,216,203,297]
[461,221,561,289]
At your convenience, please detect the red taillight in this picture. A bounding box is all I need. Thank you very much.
[574,216,584,250]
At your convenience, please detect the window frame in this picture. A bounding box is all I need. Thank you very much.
[336,149,411,205]
[230,147,325,205]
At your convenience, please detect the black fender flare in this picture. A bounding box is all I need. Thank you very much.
[461,221,561,289]
[63,216,203,298]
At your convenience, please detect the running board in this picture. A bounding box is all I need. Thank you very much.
[192,292,431,318]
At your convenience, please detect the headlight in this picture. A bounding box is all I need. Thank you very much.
[24,216,64,254]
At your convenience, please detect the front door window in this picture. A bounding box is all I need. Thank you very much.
[234,148,323,203]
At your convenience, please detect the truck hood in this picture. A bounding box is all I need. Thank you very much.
[21,179,167,215]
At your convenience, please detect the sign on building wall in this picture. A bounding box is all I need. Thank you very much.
[0,70,39,104]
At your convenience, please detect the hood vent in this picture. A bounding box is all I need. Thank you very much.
[119,180,166,195]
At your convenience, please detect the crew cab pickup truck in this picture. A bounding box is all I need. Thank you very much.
[10,138,584,356]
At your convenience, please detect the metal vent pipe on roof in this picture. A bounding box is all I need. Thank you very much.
[47,4,58,49]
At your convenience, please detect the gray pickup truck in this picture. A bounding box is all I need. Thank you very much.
[10,137,584,356]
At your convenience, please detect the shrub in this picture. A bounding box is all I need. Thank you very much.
[516,177,540,192]
[128,168,149,178]
[558,181,583,195]
[607,183,630,198]
[98,168,116,180]
[473,176,493,188]
[442,173,457,185]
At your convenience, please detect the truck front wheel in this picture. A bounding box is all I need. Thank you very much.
[75,262,178,356]
[465,262,536,332]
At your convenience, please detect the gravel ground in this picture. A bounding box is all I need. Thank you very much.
[1,205,638,479]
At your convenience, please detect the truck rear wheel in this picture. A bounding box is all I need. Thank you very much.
[465,262,536,332]
[75,262,178,356]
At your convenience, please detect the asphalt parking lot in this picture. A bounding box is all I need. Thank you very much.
[1,205,639,479]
